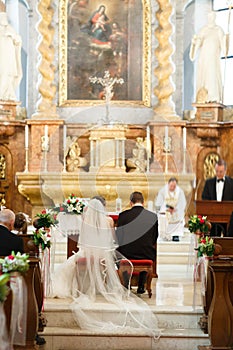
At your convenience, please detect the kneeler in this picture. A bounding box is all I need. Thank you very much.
[118,259,153,298]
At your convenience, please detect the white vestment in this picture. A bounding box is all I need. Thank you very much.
[155,184,186,241]
[51,199,160,338]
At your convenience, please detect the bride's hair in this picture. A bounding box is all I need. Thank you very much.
[91,195,106,207]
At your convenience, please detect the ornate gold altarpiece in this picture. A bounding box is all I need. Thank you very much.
[15,122,195,217]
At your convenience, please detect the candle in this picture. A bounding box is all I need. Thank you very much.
[146,125,150,151]
[165,126,168,150]
[183,127,187,150]
[25,124,29,148]
[63,124,67,150]
[116,198,122,213]
[44,125,48,141]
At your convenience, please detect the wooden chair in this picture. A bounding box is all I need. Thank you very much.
[118,259,153,298]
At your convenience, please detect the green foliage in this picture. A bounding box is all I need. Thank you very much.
[0,274,9,302]
[188,215,210,234]
[0,251,29,274]
[195,236,215,258]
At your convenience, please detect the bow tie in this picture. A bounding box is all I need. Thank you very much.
[217,178,224,183]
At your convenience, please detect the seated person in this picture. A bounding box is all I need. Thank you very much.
[155,177,186,242]
[0,209,24,256]
[116,191,158,294]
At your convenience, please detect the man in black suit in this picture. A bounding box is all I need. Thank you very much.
[0,208,24,256]
[202,159,233,236]
[116,192,158,294]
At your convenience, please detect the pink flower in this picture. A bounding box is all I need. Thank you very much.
[200,219,205,224]
[41,209,46,214]
[8,255,15,260]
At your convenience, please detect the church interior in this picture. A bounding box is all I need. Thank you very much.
[1,0,233,349]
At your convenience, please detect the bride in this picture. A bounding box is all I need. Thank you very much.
[51,198,160,337]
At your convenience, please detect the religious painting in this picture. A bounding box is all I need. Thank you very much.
[59,0,151,106]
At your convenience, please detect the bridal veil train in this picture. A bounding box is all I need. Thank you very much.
[52,199,160,338]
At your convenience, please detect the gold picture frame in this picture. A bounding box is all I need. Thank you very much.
[59,0,151,107]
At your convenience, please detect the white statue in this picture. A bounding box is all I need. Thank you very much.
[0,8,22,101]
[189,11,226,104]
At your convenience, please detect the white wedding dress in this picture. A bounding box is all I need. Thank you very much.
[51,199,160,338]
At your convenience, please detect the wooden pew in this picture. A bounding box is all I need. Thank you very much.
[196,200,233,235]
[19,234,45,332]
[1,258,39,349]
[199,238,233,349]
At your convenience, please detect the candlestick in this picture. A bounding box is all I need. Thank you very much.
[25,124,29,149]
[63,125,67,150]
[183,127,187,150]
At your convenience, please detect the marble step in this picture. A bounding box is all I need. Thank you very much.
[43,299,203,330]
[157,241,195,265]
[40,326,210,350]
[41,299,210,350]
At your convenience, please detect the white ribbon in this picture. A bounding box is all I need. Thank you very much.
[40,247,52,298]
[9,272,27,346]
[0,303,11,350]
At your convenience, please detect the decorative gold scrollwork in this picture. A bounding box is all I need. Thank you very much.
[0,193,6,206]
[204,153,220,180]
[0,154,6,179]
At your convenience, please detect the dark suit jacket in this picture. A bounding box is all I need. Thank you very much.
[202,176,233,201]
[116,206,158,261]
[0,224,24,256]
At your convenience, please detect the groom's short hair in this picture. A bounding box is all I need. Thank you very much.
[130,191,144,204]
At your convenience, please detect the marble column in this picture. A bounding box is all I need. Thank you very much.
[32,0,58,119]
[153,0,180,120]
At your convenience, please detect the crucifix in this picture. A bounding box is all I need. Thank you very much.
[89,70,124,124]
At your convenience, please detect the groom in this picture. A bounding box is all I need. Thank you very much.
[116,191,158,294]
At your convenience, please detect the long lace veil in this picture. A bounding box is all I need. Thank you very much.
[72,199,160,338]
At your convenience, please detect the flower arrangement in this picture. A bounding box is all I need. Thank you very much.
[32,209,58,251]
[52,194,87,215]
[33,228,51,250]
[195,236,215,258]
[188,215,211,234]
[33,209,58,229]
[0,274,10,302]
[0,251,29,274]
